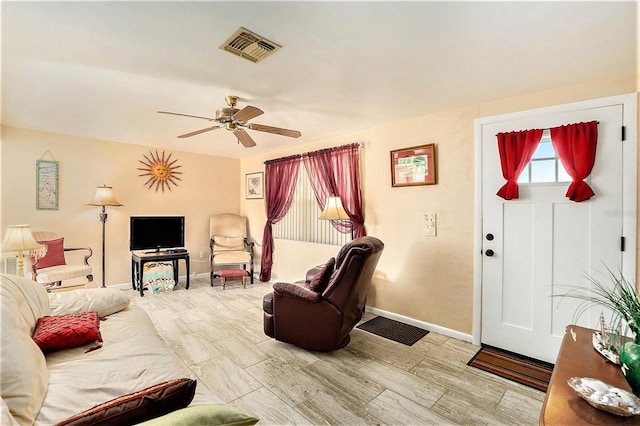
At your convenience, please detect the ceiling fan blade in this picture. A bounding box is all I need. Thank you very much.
[177,126,221,138]
[232,106,263,122]
[158,111,217,121]
[234,129,257,148]
[249,123,301,138]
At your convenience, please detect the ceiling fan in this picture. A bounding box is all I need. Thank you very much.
[158,95,301,148]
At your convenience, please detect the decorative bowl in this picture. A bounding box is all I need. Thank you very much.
[568,377,640,416]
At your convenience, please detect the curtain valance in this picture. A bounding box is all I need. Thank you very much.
[496,121,598,202]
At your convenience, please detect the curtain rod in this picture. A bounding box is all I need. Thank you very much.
[496,120,598,136]
[264,142,363,164]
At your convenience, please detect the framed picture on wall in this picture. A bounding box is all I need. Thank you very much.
[246,172,264,199]
[390,143,437,187]
[36,160,59,210]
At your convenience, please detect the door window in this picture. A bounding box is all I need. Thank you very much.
[518,130,572,184]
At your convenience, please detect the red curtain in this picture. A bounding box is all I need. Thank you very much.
[302,144,365,238]
[549,121,598,202]
[496,129,543,200]
[259,154,301,282]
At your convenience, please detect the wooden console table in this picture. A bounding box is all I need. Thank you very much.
[131,250,190,297]
[540,325,637,425]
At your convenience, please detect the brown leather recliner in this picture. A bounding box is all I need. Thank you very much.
[262,236,384,351]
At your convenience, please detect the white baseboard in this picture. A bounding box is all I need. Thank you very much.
[365,306,473,343]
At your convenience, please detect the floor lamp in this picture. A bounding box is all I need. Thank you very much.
[0,225,46,277]
[87,185,123,288]
[319,196,353,240]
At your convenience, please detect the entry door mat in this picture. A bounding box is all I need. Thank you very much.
[467,345,554,392]
[356,316,429,346]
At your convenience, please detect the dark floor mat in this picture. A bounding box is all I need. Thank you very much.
[356,316,429,346]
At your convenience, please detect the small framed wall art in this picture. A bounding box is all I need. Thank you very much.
[246,172,264,199]
[36,160,59,210]
[390,143,437,187]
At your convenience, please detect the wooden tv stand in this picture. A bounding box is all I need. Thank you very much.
[540,325,637,425]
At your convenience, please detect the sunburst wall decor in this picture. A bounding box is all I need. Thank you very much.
[137,150,182,192]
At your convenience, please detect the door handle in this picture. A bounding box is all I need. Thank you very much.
[485,249,495,257]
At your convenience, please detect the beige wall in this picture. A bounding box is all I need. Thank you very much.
[1,75,636,337]
[0,126,240,285]
[241,75,638,336]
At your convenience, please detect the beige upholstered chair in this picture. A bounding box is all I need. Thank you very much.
[29,231,93,289]
[209,214,254,286]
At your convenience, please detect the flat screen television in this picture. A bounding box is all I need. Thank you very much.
[129,216,185,252]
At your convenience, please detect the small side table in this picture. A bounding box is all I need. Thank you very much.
[131,250,190,297]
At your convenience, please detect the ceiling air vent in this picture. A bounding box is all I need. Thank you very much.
[220,27,281,63]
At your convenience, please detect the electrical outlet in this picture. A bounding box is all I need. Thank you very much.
[199,251,206,259]
[424,213,436,237]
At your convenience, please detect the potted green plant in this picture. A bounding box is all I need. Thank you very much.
[556,268,640,395]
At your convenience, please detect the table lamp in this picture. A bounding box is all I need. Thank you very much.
[87,185,123,287]
[319,196,353,239]
[1,224,46,277]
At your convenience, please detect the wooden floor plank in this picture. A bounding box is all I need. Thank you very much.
[130,276,545,425]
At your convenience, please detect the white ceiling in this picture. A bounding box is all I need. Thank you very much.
[2,1,637,159]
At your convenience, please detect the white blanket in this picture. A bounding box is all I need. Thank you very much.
[38,305,219,424]
[0,274,218,425]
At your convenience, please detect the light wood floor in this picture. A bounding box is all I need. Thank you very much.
[128,276,544,425]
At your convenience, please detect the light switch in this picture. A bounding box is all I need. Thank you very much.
[424,213,436,237]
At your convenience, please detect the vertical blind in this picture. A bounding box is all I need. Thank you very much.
[273,165,350,246]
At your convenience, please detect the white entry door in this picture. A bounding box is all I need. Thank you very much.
[478,95,636,364]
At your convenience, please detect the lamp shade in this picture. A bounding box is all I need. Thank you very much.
[319,196,349,220]
[86,185,123,207]
[1,224,44,252]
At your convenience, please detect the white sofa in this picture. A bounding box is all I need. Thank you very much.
[0,274,257,425]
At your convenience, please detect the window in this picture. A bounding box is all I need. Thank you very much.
[273,166,350,246]
[518,130,572,184]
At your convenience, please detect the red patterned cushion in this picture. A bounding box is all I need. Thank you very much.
[54,378,197,426]
[34,237,66,269]
[32,312,102,353]
[309,257,336,292]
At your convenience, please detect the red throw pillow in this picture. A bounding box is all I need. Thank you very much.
[54,378,197,426]
[34,237,66,269]
[309,257,336,292]
[32,312,102,353]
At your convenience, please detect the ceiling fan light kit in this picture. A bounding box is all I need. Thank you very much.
[158,95,301,148]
